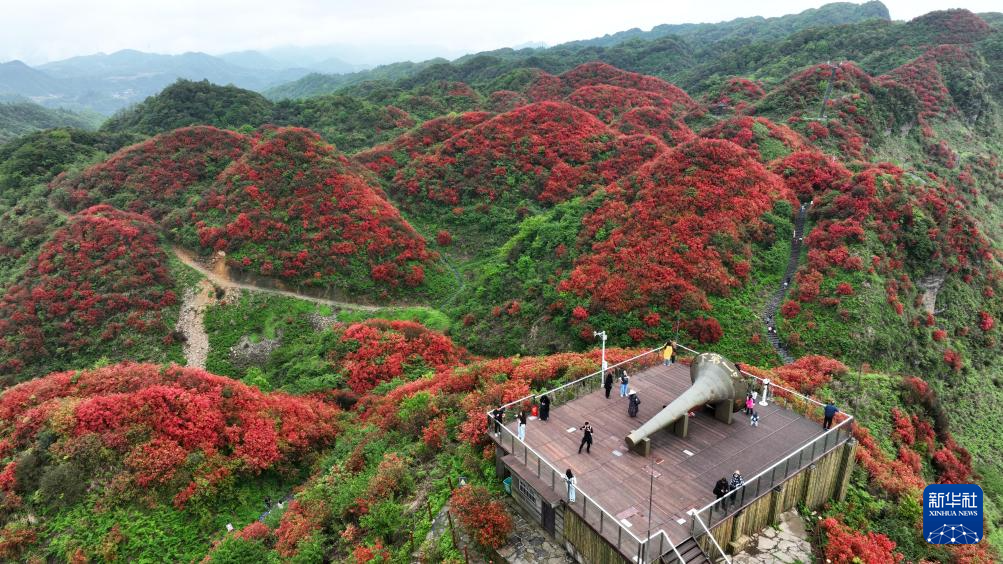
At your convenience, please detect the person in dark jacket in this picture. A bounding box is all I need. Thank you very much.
[728,470,745,508]
[517,410,527,441]
[627,390,641,418]
[492,406,505,436]
[603,370,614,399]
[713,477,729,509]
[539,394,551,421]
[823,401,838,430]
[578,421,594,454]
[619,369,630,397]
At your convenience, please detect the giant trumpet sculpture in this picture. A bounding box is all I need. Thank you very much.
[625,353,748,455]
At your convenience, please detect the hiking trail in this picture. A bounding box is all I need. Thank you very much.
[762,203,811,364]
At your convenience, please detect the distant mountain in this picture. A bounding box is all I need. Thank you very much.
[266,1,892,100]
[562,1,890,48]
[0,50,317,115]
[0,60,63,98]
[0,101,100,145]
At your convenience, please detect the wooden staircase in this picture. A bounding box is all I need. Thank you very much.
[656,535,712,563]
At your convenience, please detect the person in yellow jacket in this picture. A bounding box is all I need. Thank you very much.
[662,342,676,366]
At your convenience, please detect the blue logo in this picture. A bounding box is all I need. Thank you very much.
[923,484,983,544]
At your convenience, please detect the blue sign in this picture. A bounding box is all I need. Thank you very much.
[923,484,983,544]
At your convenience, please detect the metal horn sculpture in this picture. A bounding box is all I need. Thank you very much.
[625,353,748,455]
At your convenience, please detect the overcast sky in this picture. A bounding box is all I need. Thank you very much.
[3,0,999,65]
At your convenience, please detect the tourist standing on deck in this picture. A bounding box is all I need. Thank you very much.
[603,370,614,399]
[619,369,629,397]
[662,342,674,366]
[517,410,527,441]
[750,410,760,427]
[492,406,505,436]
[745,394,755,415]
[823,401,838,430]
[627,390,641,418]
[539,394,551,421]
[728,470,745,508]
[578,421,594,453]
[566,469,577,503]
[713,477,730,509]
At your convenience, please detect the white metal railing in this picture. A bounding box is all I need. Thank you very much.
[692,511,731,563]
[691,414,853,530]
[496,345,664,413]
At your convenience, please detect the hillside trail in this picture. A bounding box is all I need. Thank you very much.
[762,202,811,365]
[175,279,213,368]
[171,246,409,312]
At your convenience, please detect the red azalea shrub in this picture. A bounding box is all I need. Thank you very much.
[774,355,847,395]
[559,137,789,317]
[818,517,903,563]
[932,329,947,341]
[190,127,433,291]
[943,349,962,371]
[0,205,177,382]
[780,300,801,319]
[835,282,854,296]
[331,320,466,395]
[978,311,994,332]
[684,317,723,344]
[50,126,249,219]
[450,485,513,549]
[436,230,453,246]
[700,116,806,162]
[0,363,339,508]
[421,416,447,450]
[770,150,851,201]
[529,62,699,116]
[274,499,330,558]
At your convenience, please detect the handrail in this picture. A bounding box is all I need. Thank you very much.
[491,413,648,549]
[692,414,853,518]
[494,345,664,413]
[692,511,731,563]
[640,529,685,564]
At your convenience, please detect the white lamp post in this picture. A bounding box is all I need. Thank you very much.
[594,330,608,373]
[759,378,770,406]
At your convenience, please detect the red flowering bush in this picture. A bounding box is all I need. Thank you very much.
[700,116,806,163]
[774,355,847,395]
[529,62,699,117]
[818,517,902,563]
[684,317,724,344]
[559,137,788,318]
[450,485,513,549]
[0,205,177,382]
[50,126,249,220]
[0,363,339,507]
[770,150,851,201]
[978,311,994,332]
[189,127,434,293]
[780,300,801,319]
[330,319,466,395]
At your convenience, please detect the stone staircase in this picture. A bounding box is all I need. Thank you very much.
[762,203,811,365]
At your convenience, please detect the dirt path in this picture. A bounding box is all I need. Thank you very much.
[171,247,409,312]
[176,279,213,368]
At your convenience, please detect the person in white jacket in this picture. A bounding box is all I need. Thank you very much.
[565,469,577,503]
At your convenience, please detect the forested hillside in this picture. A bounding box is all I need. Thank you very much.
[0,102,99,145]
[0,3,1002,562]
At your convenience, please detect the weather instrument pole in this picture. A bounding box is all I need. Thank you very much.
[594,330,608,373]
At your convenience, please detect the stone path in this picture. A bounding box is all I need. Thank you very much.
[175,279,214,368]
[496,499,572,564]
[732,510,813,564]
[762,203,810,365]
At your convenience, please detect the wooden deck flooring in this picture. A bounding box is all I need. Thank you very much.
[507,362,823,545]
